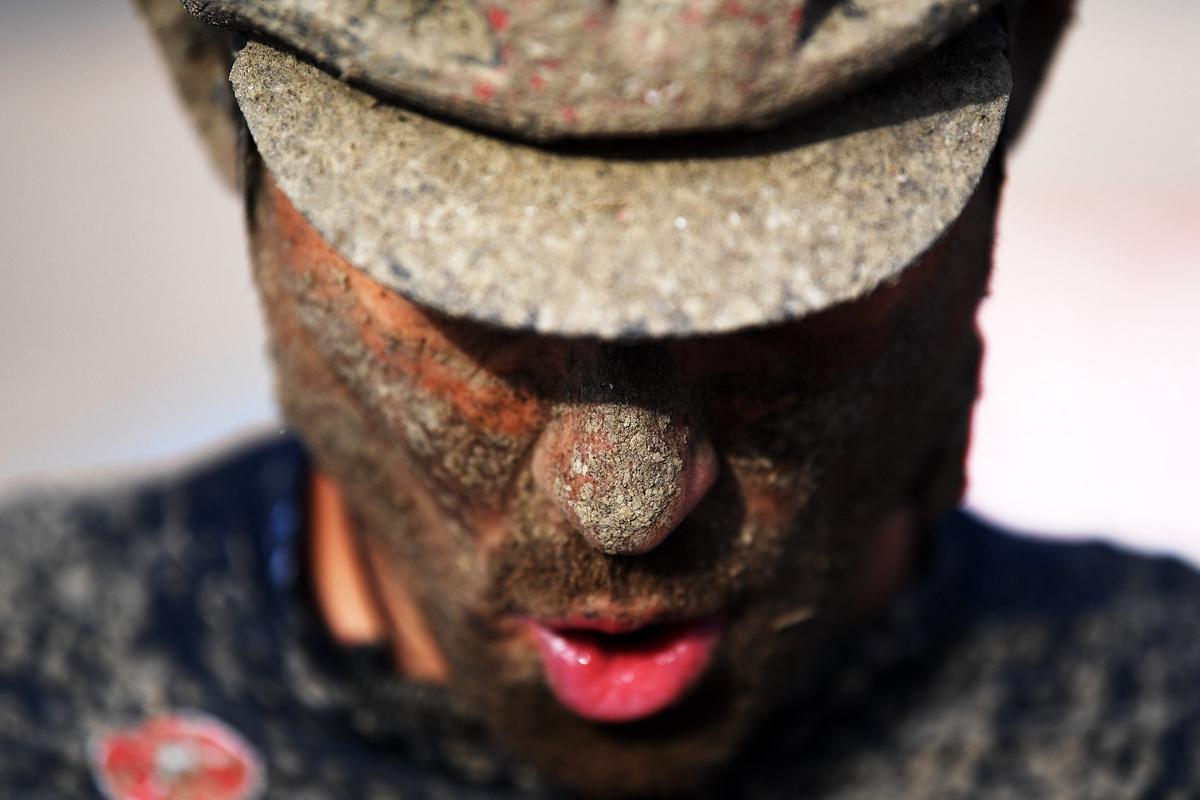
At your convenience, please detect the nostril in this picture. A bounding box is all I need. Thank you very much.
[532,402,718,555]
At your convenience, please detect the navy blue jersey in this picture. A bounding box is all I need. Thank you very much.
[3,433,1198,798]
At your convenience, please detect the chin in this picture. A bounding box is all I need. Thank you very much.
[448,602,829,798]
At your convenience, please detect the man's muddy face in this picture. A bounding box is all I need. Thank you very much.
[250,166,995,796]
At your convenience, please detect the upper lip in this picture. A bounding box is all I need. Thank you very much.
[529,611,723,636]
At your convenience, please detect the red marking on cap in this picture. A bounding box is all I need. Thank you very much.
[789,5,805,28]
[583,13,604,31]
[752,12,770,27]
[559,105,579,124]
[680,8,706,25]
[89,713,264,800]
[484,5,510,32]
[530,75,547,91]
[474,80,497,102]
[719,0,747,17]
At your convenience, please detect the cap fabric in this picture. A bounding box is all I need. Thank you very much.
[230,17,1009,338]
[189,0,998,141]
[136,0,240,188]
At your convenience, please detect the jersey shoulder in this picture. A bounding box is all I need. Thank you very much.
[0,434,309,797]
[741,511,1200,799]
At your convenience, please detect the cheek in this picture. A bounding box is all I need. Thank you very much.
[332,311,546,509]
[351,280,546,439]
[262,181,547,507]
[722,458,814,541]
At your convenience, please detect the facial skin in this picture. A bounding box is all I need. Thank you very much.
[246,152,999,796]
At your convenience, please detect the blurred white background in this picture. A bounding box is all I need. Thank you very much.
[967,0,1200,559]
[1,1,1197,560]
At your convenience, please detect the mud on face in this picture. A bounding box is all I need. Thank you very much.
[246,156,998,796]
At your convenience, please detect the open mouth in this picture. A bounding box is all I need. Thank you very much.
[527,615,724,723]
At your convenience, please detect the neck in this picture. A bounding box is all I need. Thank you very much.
[308,471,450,684]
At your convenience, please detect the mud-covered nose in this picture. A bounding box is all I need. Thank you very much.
[531,401,718,555]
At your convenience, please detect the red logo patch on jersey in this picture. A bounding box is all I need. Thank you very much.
[89,712,266,800]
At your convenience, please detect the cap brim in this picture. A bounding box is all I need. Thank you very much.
[231,20,1010,338]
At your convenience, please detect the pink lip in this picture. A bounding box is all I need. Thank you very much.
[527,615,724,724]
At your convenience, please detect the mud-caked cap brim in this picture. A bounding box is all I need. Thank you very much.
[231,20,1010,338]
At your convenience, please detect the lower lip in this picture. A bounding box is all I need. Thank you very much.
[528,616,723,724]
